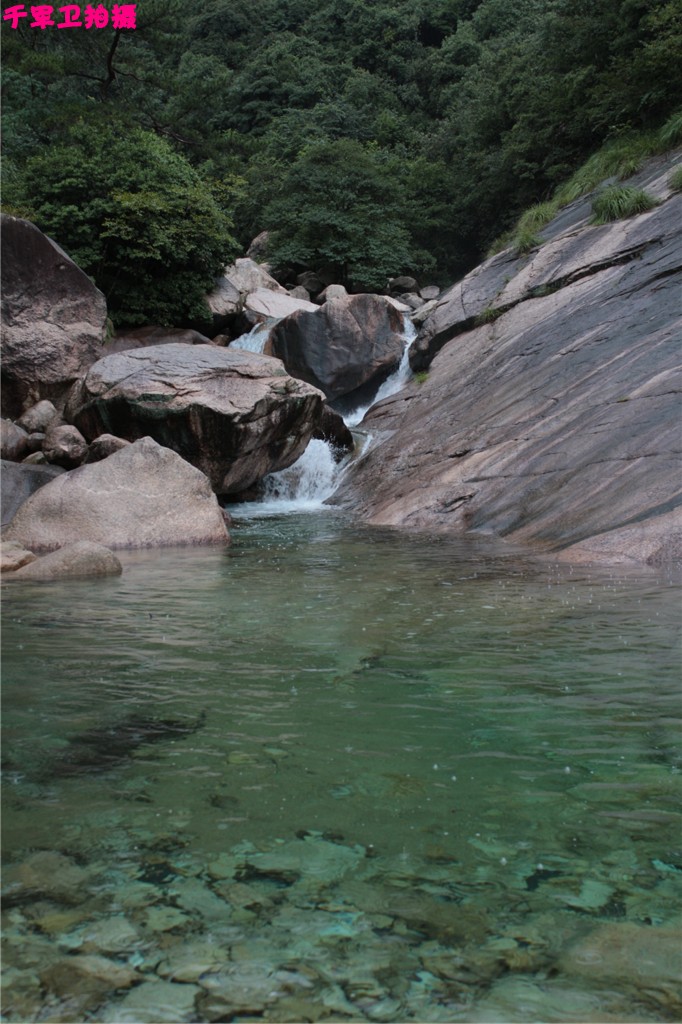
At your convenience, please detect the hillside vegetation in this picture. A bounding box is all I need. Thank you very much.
[2,0,680,325]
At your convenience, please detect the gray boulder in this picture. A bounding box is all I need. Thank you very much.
[9,541,122,581]
[316,284,349,304]
[66,344,324,496]
[4,437,229,551]
[269,293,405,401]
[84,434,130,464]
[1,460,65,527]
[42,423,89,469]
[16,400,59,434]
[1,215,107,417]
[389,275,418,293]
[245,287,318,319]
[246,231,270,261]
[1,419,30,461]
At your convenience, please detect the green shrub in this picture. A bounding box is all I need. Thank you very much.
[590,185,659,225]
[14,122,239,327]
[514,228,541,255]
[658,111,682,149]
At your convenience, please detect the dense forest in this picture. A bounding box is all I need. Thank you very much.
[2,0,681,326]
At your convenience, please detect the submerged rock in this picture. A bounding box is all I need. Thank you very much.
[4,437,229,551]
[66,344,324,495]
[44,710,206,777]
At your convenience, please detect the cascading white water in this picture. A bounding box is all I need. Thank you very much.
[241,439,341,515]
[232,313,416,514]
[230,321,272,353]
[344,316,417,427]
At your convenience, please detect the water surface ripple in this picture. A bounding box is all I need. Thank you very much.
[2,513,681,1022]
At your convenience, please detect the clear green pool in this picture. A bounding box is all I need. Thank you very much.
[2,511,681,1022]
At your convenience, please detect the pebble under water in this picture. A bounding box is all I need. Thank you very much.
[2,511,681,1023]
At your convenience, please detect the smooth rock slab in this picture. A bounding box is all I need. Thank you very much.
[4,437,229,551]
[66,343,324,495]
[1,460,66,527]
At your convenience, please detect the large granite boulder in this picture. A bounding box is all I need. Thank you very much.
[244,287,318,320]
[65,344,324,496]
[3,437,229,551]
[332,153,682,564]
[269,293,405,401]
[1,460,66,527]
[1,215,107,418]
[107,326,212,354]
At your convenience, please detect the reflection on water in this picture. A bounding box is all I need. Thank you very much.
[2,513,681,1023]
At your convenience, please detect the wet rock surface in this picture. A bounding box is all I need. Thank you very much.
[66,343,324,495]
[333,156,682,563]
[3,436,230,551]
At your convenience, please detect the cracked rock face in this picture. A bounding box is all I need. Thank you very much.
[66,343,324,496]
[333,153,682,564]
[0,215,107,419]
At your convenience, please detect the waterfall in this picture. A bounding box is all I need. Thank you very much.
[238,439,342,516]
[231,314,416,515]
[344,316,417,428]
[230,321,271,353]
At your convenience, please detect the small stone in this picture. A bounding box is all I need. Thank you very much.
[40,955,139,1008]
[7,850,91,905]
[102,979,200,1023]
[80,915,140,954]
[143,905,192,933]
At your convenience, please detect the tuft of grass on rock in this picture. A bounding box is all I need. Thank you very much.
[474,305,504,326]
[414,370,429,384]
[590,185,659,225]
[668,166,682,192]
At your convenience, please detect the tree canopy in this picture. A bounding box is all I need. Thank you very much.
[2,0,680,324]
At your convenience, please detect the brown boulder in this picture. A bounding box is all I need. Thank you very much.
[10,541,122,581]
[84,434,130,463]
[269,293,405,401]
[4,436,229,551]
[65,344,324,495]
[42,423,89,468]
[15,400,59,434]
[0,214,107,417]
